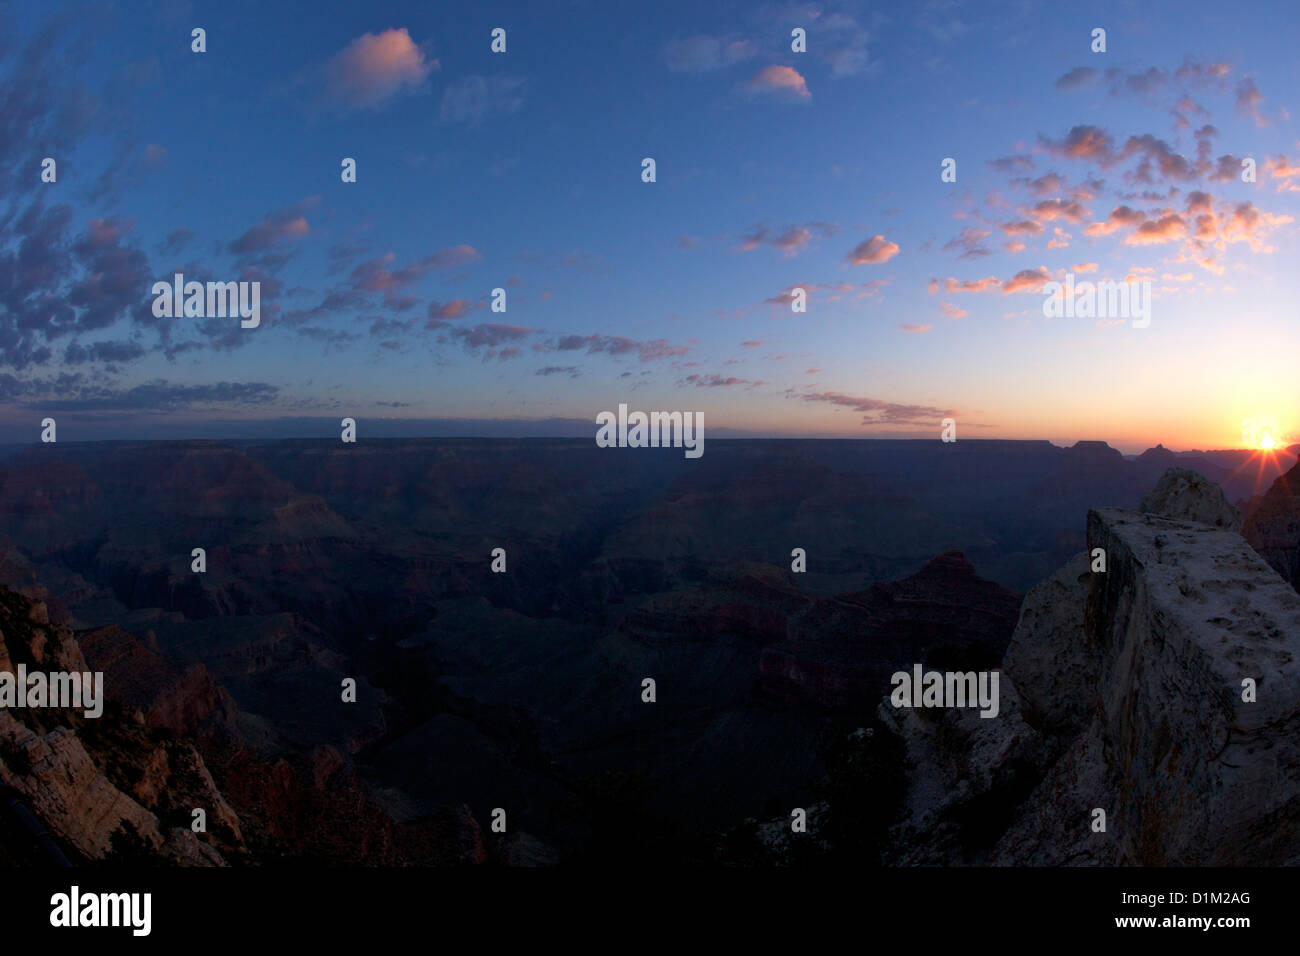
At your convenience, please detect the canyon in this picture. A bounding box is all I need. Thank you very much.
[0,438,1297,865]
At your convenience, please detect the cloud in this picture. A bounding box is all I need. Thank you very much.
[552,333,688,362]
[1001,267,1051,294]
[536,365,580,378]
[1106,66,1168,95]
[440,75,526,124]
[683,373,751,387]
[32,380,280,412]
[1217,201,1293,251]
[351,246,482,292]
[63,339,146,365]
[744,65,810,101]
[998,220,1042,236]
[441,323,531,349]
[818,12,872,77]
[666,34,755,72]
[1174,59,1231,83]
[1265,155,1300,191]
[940,303,967,318]
[1124,213,1186,245]
[1034,198,1089,222]
[798,390,954,426]
[162,228,194,254]
[230,198,318,255]
[324,28,437,110]
[1014,172,1065,196]
[846,235,899,264]
[918,1,969,43]
[900,324,931,333]
[1235,77,1268,126]
[1055,67,1096,90]
[1084,205,1146,237]
[942,227,991,258]
[738,221,837,256]
[428,298,473,320]
[990,155,1034,173]
[1041,125,1118,163]
[928,276,1001,294]
[62,216,152,335]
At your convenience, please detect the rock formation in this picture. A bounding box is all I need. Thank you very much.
[1140,466,1242,531]
[0,584,484,866]
[880,473,1300,866]
[1244,459,1300,592]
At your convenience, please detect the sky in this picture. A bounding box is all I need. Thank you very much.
[1,0,1298,453]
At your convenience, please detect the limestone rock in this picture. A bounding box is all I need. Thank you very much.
[1001,551,1098,737]
[1140,466,1241,531]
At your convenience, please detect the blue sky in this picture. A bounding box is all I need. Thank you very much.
[2,0,1298,451]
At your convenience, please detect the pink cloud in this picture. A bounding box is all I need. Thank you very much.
[999,220,1043,236]
[1124,213,1187,245]
[1027,199,1089,224]
[429,299,473,319]
[1217,201,1293,250]
[746,65,810,100]
[929,276,1001,294]
[1084,205,1146,237]
[231,198,319,254]
[846,235,899,264]
[326,28,437,110]
[1001,267,1051,294]
[352,245,482,291]
[1265,155,1300,191]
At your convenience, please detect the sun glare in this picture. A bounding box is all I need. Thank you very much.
[1259,431,1278,451]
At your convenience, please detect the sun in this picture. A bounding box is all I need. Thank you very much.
[1259,431,1278,451]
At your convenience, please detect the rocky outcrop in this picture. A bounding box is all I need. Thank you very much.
[1000,551,1097,737]
[0,584,480,866]
[1140,466,1242,531]
[1069,507,1300,864]
[0,588,240,864]
[1244,460,1300,592]
[884,496,1300,866]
